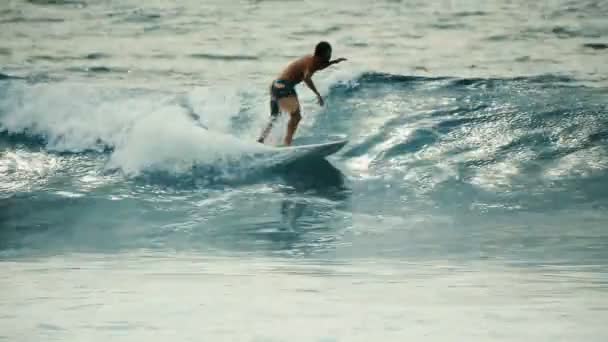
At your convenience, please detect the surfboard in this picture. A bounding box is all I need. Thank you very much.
[281,139,347,157]
[266,139,348,165]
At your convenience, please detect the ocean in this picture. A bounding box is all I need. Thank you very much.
[1,0,608,341]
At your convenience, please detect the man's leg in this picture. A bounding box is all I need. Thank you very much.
[257,118,276,143]
[257,98,280,143]
[279,96,301,146]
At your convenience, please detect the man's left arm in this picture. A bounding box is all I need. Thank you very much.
[318,58,348,70]
[329,58,347,66]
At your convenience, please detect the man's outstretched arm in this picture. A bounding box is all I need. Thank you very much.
[330,57,348,65]
[318,57,348,70]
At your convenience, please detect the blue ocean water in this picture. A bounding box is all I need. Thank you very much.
[1,0,608,341]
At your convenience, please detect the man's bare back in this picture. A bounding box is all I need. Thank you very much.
[257,41,347,146]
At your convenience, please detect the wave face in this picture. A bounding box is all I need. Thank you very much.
[323,73,608,213]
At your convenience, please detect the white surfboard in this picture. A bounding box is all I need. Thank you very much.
[265,139,348,165]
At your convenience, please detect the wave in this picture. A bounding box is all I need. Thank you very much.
[189,53,259,61]
[583,43,608,50]
[1,71,607,256]
[1,72,607,193]
[27,0,85,5]
[0,81,269,177]
[0,73,25,80]
[336,72,579,88]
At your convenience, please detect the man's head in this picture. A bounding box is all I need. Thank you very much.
[314,41,332,62]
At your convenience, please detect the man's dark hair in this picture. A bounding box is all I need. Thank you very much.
[314,41,332,60]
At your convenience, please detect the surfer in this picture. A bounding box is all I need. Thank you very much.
[257,41,347,146]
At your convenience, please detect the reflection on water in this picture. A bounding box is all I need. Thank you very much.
[232,157,351,255]
[280,200,306,231]
[277,157,348,230]
[279,158,348,197]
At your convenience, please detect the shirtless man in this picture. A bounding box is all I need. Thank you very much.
[257,41,347,146]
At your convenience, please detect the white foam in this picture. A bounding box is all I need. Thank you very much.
[184,85,242,134]
[0,82,268,176]
[107,106,262,175]
[0,83,157,152]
